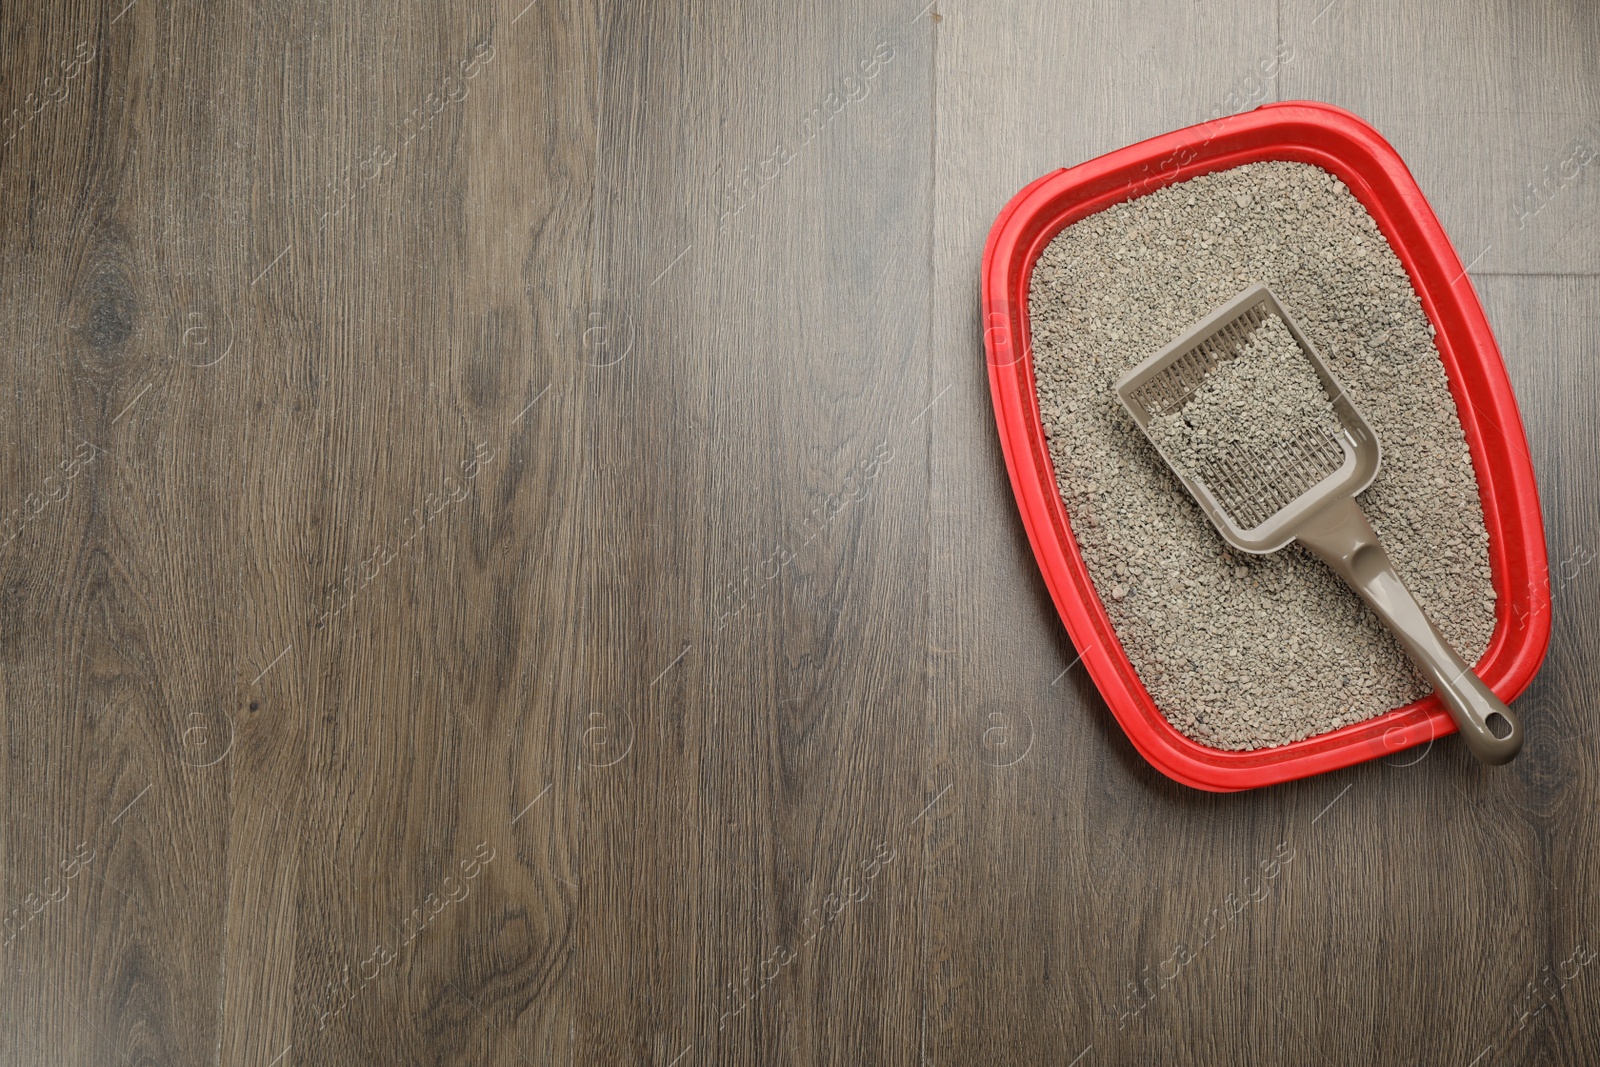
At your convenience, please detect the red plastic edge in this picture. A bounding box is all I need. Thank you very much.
[981,101,1552,792]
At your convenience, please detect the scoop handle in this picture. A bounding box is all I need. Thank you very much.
[1295,494,1522,765]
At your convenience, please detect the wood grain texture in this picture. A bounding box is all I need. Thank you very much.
[1,0,1597,1065]
[1280,0,1600,276]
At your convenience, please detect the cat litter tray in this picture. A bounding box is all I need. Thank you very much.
[980,100,1550,792]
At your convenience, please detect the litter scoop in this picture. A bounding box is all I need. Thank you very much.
[1113,284,1522,764]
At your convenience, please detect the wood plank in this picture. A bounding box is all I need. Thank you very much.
[2,0,602,1063]
[3,0,240,1061]
[259,1,599,1063]
[1469,273,1600,1067]
[928,3,1281,1062]
[571,0,933,1062]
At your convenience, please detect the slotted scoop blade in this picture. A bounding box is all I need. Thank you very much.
[1113,284,1522,765]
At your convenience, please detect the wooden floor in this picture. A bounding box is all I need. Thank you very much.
[2,0,1597,1063]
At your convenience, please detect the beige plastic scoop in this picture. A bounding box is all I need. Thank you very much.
[1114,284,1521,765]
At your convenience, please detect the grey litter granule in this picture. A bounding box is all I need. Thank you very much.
[1143,313,1343,502]
[1029,160,1496,751]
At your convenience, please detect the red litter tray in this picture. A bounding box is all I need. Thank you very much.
[981,100,1551,792]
